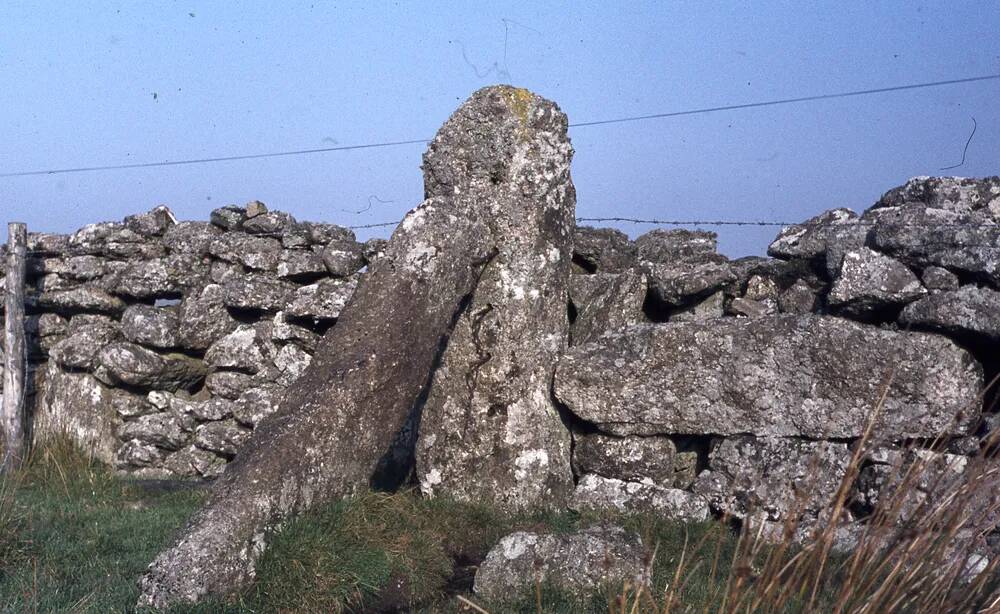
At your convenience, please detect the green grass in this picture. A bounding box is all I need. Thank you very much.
[17,432,995,612]
[1,438,737,613]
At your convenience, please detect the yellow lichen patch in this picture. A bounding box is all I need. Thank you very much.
[501,87,534,140]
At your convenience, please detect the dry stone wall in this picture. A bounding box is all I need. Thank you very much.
[0,201,370,479]
[2,175,999,547]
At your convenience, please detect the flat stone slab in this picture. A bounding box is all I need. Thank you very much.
[554,315,982,439]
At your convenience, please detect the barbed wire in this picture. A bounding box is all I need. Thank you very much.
[8,214,999,258]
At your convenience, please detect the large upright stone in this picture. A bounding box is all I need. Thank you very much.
[554,315,982,439]
[138,86,573,607]
[416,87,576,511]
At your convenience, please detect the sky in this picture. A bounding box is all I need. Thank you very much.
[1,1,998,256]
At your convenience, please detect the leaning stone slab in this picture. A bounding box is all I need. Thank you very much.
[474,525,650,602]
[570,474,709,521]
[899,285,1000,343]
[767,208,865,262]
[554,315,982,439]
[138,87,576,607]
[177,284,240,351]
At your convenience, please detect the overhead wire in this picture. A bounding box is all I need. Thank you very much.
[1,73,997,178]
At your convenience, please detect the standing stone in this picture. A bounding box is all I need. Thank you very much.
[138,86,570,607]
[416,86,576,511]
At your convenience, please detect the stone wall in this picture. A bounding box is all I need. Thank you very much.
[0,202,378,478]
[2,175,999,537]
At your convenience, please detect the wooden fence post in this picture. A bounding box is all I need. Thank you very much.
[1,222,27,474]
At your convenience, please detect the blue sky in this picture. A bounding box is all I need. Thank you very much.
[2,1,998,255]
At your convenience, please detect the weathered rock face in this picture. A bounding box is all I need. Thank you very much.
[33,363,120,464]
[121,304,181,349]
[572,227,636,273]
[416,86,576,511]
[474,525,650,602]
[568,269,646,345]
[899,285,1000,343]
[572,432,678,486]
[827,247,926,315]
[554,316,982,439]
[693,436,850,522]
[570,474,710,520]
[97,343,207,391]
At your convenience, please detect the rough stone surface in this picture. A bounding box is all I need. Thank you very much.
[474,525,650,602]
[870,206,1000,286]
[572,227,636,273]
[671,290,725,321]
[163,445,227,478]
[193,421,252,457]
[635,229,720,263]
[222,274,296,312]
[768,208,866,264]
[35,287,126,315]
[568,269,646,345]
[922,266,960,292]
[119,413,190,451]
[49,319,122,370]
[205,324,277,374]
[98,342,207,391]
[828,247,926,315]
[210,205,248,230]
[121,305,181,349]
[554,316,982,439]
[162,221,221,255]
[32,363,120,464]
[899,285,1000,343]
[284,277,358,321]
[124,206,177,237]
[693,436,850,521]
[416,87,576,511]
[177,284,240,351]
[231,387,282,427]
[275,249,326,281]
[320,241,365,277]
[209,233,283,272]
[570,474,709,520]
[573,432,678,486]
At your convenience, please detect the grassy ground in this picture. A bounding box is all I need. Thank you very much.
[1,439,738,613]
[5,435,1000,612]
